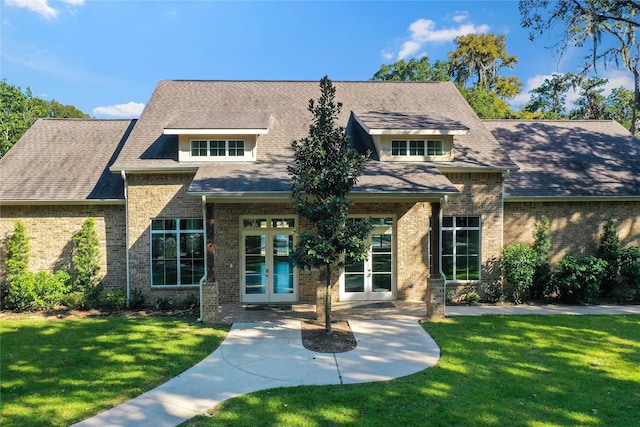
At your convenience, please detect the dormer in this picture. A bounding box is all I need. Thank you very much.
[164,111,270,162]
[351,111,469,162]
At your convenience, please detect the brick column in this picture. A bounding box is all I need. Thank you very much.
[427,201,445,319]
[427,278,446,319]
[201,281,219,323]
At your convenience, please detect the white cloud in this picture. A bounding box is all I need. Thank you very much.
[4,0,84,19]
[451,12,469,23]
[397,18,490,60]
[93,102,145,118]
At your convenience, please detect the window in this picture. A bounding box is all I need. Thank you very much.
[151,219,204,286]
[391,140,407,156]
[442,216,480,281]
[427,140,443,156]
[189,139,245,158]
[409,140,425,156]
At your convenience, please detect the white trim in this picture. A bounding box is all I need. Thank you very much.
[368,128,469,135]
[164,128,268,135]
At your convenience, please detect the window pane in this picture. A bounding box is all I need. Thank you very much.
[442,255,454,280]
[243,218,268,228]
[272,218,295,228]
[372,274,392,292]
[372,234,392,252]
[191,140,208,157]
[410,140,425,156]
[391,140,407,156]
[427,140,443,156]
[345,274,364,293]
[443,216,453,228]
[181,219,203,230]
[210,140,225,156]
[372,253,392,273]
[228,140,245,156]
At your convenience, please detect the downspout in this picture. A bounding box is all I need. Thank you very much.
[120,170,131,307]
[197,195,207,323]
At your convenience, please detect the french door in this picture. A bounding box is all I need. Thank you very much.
[241,217,297,303]
[340,217,395,301]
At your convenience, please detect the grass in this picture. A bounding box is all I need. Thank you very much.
[182,315,640,427]
[0,315,228,427]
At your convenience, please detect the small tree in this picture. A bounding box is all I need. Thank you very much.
[531,216,552,299]
[288,76,371,332]
[72,218,102,308]
[502,243,537,304]
[5,221,29,282]
[598,216,620,296]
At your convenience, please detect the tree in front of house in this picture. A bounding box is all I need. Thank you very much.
[288,76,371,333]
[0,80,89,158]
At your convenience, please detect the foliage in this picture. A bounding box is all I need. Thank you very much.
[193,315,640,427]
[569,76,608,120]
[458,86,516,119]
[598,216,621,296]
[524,73,575,118]
[180,294,200,310]
[606,86,636,131]
[554,254,608,303]
[371,57,450,81]
[619,246,640,292]
[531,215,552,299]
[72,218,102,308]
[1,317,228,427]
[484,281,507,303]
[5,220,29,284]
[448,33,523,99]
[502,243,537,303]
[519,0,640,134]
[130,288,146,309]
[105,288,127,310]
[155,297,175,310]
[0,80,89,158]
[288,76,371,332]
[465,291,481,304]
[5,270,71,311]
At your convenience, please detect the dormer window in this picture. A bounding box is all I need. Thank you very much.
[390,139,444,157]
[190,139,246,158]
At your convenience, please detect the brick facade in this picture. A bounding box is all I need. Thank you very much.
[126,172,202,306]
[0,204,126,291]
[442,172,504,297]
[504,200,640,264]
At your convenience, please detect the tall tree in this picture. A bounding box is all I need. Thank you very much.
[525,73,576,118]
[606,86,636,129]
[520,0,640,134]
[372,57,450,82]
[570,77,609,119]
[448,33,523,99]
[288,77,371,332]
[0,80,89,158]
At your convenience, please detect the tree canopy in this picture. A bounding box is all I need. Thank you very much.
[520,0,640,133]
[372,57,450,82]
[0,80,89,158]
[288,77,371,332]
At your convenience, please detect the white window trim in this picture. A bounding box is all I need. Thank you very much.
[190,139,246,158]
[150,218,205,288]
[390,139,444,158]
[441,216,482,283]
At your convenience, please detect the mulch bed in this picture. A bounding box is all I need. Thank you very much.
[300,320,357,353]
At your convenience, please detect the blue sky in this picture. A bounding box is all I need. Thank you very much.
[1,0,634,118]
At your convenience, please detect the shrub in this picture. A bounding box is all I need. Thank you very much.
[180,294,199,310]
[445,290,455,304]
[484,281,506,303]
[619,247,640,293]
[105,289,127,310]
[155,297,174,310]
[72,218,102,308]
[502,243,537,304]
[5,221,29,287]
[598,216,620,296]
[6,271,71,311]
[554,254,608,303]
[531,216,552,299]
[130,288,146,309]
[466,291,481,304]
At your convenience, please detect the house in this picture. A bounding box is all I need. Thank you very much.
[1,80,639,316]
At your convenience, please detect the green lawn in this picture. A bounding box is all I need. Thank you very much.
[183,315,640,427]
[0,315,228,427]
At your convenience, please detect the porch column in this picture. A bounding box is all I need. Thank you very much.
[427,201,445,319]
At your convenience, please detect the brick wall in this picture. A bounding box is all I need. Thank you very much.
[442,172,504,296]
[127,173,201,305]
[505,200,640,264]
[0,204,126,290]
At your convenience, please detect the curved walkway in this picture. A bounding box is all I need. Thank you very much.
[72,319,440,427]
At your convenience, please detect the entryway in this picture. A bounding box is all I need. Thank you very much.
[241,216,297,303]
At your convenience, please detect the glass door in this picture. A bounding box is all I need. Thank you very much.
[340,217,395,301]
[242,217,297,303]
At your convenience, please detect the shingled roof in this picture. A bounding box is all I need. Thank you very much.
[0,118,134,202]
[112,80,515,172]
[484,120,640,199]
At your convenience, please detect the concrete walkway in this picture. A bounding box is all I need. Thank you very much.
[446,303,640,316]
[72,319,440,427]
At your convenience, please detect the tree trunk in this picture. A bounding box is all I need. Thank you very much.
[325,264,332,333]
